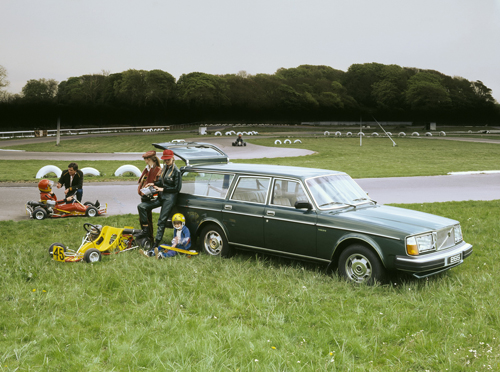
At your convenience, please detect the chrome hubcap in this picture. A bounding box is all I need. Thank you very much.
[346,254,371,283]
[205,232,222,255]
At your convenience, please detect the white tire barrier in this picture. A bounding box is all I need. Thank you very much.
[372,132,379,137]
[412,132,420,136]
[114,165,141,177]
[215,131,222,136]
[36,165,62,179]
[294,139,302,143]
[274,140,282,145]
[324,131,330,136]
[346,132,352,137]
[335,131,342,137]
[81,167,100,176]
[172,139,185,143]
[468,130,472,133]
[237,132,243,136]
[398,132,406,137]
[425,132,432,136]
[225,131,232,135]
[440,131,446,136]
[284,139,292,144]
[357,132,365,137]
[386,132,392,136]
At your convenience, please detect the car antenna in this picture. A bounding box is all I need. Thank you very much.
[373,116,397,147]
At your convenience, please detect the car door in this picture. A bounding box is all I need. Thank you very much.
[264,179,317,257]
[222,176,270,249]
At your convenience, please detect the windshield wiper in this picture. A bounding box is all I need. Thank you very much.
[352,197,377,204]
[319,201,356,208]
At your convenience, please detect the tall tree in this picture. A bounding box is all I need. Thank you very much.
[22,78,58,101]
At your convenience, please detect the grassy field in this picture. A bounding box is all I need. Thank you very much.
[1,133,500,182]
[0,200,499,371]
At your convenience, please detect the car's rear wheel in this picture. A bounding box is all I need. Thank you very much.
[84,248,101,263]
[338,244,386,284]
[48,242,67,256]
[199,224,232,257]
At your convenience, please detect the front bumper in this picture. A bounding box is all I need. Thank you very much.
[394,241,473,277]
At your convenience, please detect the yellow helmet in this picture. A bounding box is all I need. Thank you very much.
[172,213,185,230]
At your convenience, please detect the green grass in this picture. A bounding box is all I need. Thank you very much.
[2,134,500,182]
[240,136,500,178]
[1,200,499,371]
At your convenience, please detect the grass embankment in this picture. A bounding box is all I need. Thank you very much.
[0,200,499,370]
[1,134,500,182]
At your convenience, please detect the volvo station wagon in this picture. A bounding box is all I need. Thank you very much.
[154,142,473,284]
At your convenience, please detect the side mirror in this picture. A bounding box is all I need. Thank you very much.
[295,201,313,210]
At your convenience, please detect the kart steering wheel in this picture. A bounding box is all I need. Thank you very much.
[83,223,101,234]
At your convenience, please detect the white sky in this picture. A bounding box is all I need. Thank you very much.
[1,0,500,102]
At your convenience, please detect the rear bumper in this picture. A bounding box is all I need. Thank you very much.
[394,241,473,276]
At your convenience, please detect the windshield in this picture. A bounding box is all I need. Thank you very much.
[306,174,374,209]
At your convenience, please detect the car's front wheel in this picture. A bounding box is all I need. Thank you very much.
[338,244,386,284]
[199,224,233,257]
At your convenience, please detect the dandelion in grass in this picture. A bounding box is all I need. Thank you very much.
[32,289,36,292]
[272,346,276,350]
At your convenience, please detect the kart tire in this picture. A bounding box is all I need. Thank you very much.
[244,143,246,146]
[232,142,236,146]
[33,207,47,220]
[84,248,101,263]
[199,224,233,258]
[48,242,67,256]
[136,237,152,250]
[84,202,93,206]
[85,206,98,217]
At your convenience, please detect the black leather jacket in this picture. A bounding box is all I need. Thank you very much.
[154,164,181,199]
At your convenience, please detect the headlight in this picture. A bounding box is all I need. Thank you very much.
[454,224,463,243]
[406,233,436,255]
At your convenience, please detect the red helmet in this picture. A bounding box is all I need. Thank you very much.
[38,179,53,193]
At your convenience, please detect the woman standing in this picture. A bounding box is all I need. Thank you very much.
[137,149,181,248]
[137,151,162,242]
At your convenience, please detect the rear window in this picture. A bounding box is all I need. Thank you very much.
[181,172,234,199]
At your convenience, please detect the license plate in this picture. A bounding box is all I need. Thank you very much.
[448,253,461,265]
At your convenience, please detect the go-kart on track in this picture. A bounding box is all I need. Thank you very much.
[1,136,500,222]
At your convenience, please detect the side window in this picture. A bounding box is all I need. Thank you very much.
[181,172,234,199]
[230,177,270,204]
[271,179,306,207]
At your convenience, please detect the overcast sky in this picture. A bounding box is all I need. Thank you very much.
[2,0,500,102]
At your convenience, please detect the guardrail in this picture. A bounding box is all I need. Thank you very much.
[0,126,170,139]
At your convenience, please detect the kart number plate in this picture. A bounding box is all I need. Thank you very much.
[52,245,66,262]
[448,253,461,265]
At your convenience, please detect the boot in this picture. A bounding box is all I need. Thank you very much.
[136,225,149,239]
[154,239,161,248]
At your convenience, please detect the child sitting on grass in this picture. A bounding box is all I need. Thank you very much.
[139,213,191,259]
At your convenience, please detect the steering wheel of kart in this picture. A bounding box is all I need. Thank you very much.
[83,223,101,234]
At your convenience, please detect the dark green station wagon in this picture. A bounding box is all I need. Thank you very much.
[154,142,473,284]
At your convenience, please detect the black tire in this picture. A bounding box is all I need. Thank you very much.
[338,244,386,284]
[136,237,152,250]
[48,242,67,256]
[84,248,101,263]
[199,224,233,257]
[85,206,98,217]
[83,201,94,207]
[243,142,246,146]
[33,207,47,220]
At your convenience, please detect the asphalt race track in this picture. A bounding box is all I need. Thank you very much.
[1,136,499,222]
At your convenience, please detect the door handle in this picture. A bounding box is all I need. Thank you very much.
[224,205,232,210]
[266,210,275,216]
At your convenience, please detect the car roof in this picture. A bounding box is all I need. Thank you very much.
[186,162,345,179]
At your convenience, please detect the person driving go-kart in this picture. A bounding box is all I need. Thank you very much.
[38,179,74,204]
[232,134,246,146]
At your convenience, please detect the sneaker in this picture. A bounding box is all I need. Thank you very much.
[139,249,149,258]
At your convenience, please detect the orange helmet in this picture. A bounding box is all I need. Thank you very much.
[38,179,53,193]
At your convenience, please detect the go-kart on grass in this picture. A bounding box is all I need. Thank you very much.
[49,223,198,263]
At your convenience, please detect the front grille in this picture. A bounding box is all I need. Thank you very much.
[436,227,455,250]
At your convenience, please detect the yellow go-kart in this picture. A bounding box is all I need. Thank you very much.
[49,223,149,263]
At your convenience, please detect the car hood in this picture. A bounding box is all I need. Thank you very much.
[325,205,458,236]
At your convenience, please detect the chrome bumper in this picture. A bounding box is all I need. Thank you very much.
[394,241,473,275]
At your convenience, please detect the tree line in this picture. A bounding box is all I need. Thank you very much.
[0,63,499,129]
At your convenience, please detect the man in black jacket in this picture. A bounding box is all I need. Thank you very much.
[137,149,182,248]
[57,162,84,202]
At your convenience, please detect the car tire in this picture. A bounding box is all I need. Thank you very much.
[33,207,47,220]
[338,244,386,284]
[84,248,101,263]
[85,206,98,217]
[48,242,67,256]
[199,224,233,257]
